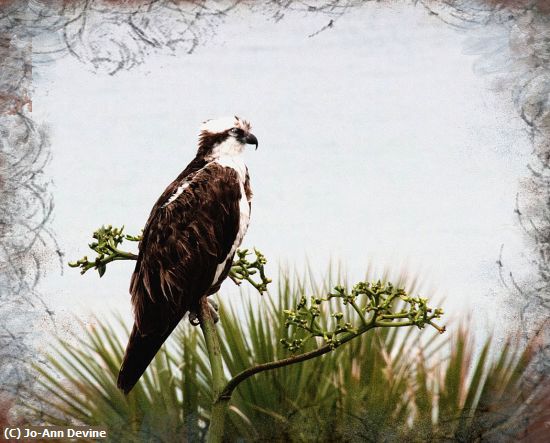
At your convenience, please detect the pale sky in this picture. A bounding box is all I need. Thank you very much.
[33,3,532,338]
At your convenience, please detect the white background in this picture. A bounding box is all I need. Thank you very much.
[33,3,532,340]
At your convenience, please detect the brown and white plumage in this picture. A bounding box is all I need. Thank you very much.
[117,116,257,394]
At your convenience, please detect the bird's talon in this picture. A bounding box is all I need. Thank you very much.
[189,311,200,326]
[210,308,220,324]
[207,301,220,323]
[208,299,219,312]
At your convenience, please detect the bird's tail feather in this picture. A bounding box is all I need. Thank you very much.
[117,319,180,395]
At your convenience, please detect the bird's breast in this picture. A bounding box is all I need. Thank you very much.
[210,157,251,288]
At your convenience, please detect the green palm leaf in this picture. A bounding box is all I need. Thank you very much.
[28,267,541,442]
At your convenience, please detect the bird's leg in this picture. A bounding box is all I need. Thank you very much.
[208,298,219,323]
[209,299,218,312]
[189,298,219,325]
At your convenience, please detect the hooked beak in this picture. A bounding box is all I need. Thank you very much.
[244,133,258,150]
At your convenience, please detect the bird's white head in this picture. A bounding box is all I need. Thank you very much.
[198,116,258,160]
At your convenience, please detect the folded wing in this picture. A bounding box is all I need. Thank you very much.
[117,162,242,394]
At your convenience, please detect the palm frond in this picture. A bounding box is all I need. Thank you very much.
[28,267,543,442]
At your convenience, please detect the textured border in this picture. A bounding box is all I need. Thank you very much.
[0,0,549,416]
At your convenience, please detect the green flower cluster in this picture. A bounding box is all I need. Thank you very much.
[229,248,272,295]
[69,226,272,295]
[68,225,139,277]
[281,281,444,352]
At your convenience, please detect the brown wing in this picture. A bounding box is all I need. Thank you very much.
[130,161,242,335]
[118,161,243,394]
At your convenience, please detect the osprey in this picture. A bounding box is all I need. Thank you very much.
[117,116,258,394]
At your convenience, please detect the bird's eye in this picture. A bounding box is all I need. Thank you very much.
[229,128,241,136]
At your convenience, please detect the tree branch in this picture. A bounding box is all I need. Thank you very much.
[219,282,445,402]
[219,321,441,402]
[69,225,271,292]
[198,298,227,443]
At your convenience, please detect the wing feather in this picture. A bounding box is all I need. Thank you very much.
[130,161,242,335]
